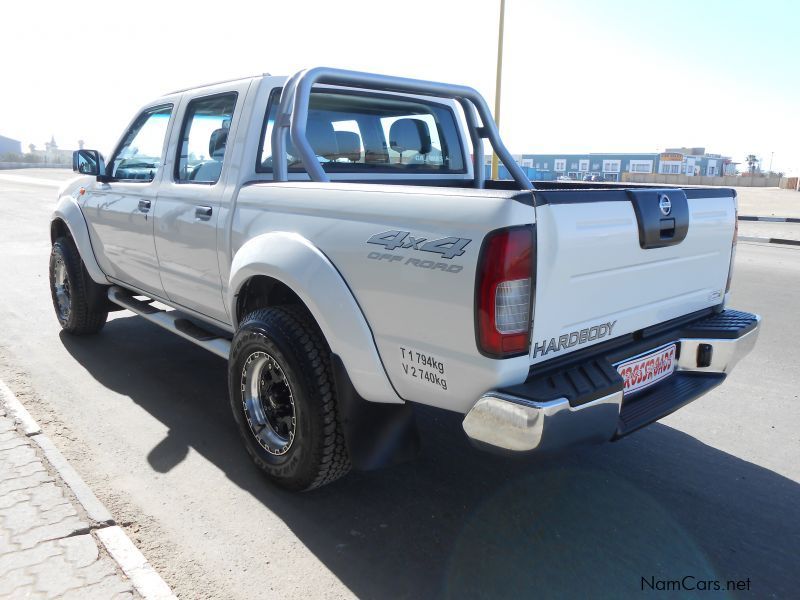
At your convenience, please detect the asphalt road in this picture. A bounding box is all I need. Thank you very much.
[1,171,798,599]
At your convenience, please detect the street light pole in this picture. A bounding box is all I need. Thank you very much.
[491,0,506,181]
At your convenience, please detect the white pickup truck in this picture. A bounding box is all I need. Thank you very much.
[50,67,760,491]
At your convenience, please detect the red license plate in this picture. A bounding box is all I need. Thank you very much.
[616,344,677,395]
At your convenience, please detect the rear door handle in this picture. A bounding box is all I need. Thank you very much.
[195,205,213,220]
[138,199,151,212]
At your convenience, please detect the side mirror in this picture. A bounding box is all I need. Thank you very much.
[72,149,108,181]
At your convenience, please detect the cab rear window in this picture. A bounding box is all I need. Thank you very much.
[257,89,466,174]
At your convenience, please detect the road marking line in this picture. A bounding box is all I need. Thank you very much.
[739,215,800,223]
[0,173,64,187]
[739,236,800,246]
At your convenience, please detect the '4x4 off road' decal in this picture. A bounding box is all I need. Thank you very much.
[367,230,471,259]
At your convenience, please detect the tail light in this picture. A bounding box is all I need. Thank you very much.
[725,200,738,294]
[476,226,535,357]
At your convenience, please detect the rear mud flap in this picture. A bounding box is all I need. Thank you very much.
[331,354,421,470]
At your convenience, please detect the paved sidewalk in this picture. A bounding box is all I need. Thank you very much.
[0,407,136,599]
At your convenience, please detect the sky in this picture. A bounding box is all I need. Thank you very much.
[2,0,798,174]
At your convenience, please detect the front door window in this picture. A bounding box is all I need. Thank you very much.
[111,105,173,181]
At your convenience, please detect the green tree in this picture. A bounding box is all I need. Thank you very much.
[745,154,759,175]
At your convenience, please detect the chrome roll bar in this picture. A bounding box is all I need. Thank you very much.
[270,67,532,190]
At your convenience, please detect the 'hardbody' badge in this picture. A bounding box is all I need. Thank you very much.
[532,320,617,358]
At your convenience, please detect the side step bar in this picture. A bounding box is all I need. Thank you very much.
[107,286,231,359]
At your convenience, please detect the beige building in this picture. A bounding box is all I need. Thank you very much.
[30,136,75,165]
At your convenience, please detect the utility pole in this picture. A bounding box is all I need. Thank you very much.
[491,0,506,180]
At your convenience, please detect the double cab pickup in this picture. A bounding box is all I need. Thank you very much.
[50,67,760,490]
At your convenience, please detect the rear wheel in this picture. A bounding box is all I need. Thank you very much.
[49,237,108,335]
[228,307,351,491]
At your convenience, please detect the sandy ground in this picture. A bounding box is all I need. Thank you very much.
[733,186,800,218]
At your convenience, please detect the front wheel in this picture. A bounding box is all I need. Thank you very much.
[228,307,351,491]
[49,237,108,335]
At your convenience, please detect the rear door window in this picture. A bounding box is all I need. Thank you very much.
[175,92,238,184]
[258,89,465,174]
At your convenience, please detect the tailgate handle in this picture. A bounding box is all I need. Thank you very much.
[660,218,676,239]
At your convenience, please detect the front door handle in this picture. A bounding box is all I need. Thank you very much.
[195,205,213,220]
[138,199,151,212]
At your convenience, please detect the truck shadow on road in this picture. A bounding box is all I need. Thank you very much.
[61,317,799,599]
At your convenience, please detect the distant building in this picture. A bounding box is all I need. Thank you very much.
[0,134,22,155]
[518,152,658,182]
[514,147,737,181]
[30,136,74,165]
[661,147,737,177]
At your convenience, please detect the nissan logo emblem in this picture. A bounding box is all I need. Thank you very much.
[659,194,672,216]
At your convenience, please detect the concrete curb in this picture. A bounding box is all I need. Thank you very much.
[0,378,176,600]
[98,527,176,600]
[739,215,800,223]
[0,379,41,435]
[739,236,800,246]
[32,433,114,524]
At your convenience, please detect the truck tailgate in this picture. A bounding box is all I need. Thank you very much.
[530,188,736,364]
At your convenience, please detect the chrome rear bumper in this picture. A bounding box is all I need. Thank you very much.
[676,320,760,374]
[462,390,622,452]
[462,313,760,453]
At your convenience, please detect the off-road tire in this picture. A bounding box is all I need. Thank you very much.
[49,237,108,335]
[228,307,351,491]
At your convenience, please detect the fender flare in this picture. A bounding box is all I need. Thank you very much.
[229,232,402,404]
[51,193,109,285]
